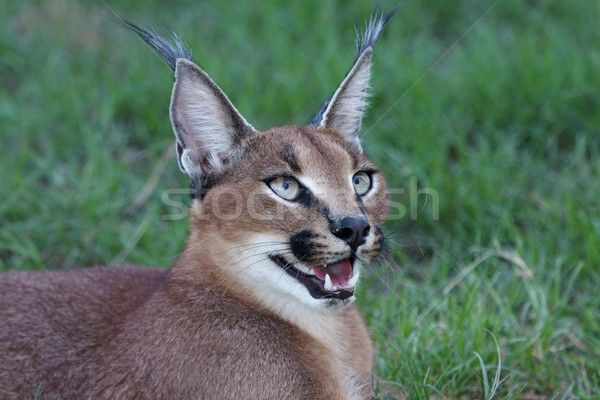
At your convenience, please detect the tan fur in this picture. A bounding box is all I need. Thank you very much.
[0,126,388,399]
[1,12,395,399]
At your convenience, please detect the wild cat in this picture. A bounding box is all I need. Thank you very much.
[0,8,397,400]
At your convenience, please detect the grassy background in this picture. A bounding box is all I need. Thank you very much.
[1,0,598,398]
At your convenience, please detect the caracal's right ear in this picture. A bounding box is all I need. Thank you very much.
[125,22,256,197]
[311,8,400,152]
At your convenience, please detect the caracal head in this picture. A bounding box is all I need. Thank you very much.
[127,10,397,308]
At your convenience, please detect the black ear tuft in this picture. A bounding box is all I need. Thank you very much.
[123,21,192,72]
[354,6,402,59]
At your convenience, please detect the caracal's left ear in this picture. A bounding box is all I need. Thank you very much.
[311,8,400,152]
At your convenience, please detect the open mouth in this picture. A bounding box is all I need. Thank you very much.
[270,255,359,300]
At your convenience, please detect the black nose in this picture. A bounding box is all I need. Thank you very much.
[332,217,370,251]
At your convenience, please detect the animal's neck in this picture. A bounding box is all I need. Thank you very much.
[167,229,369,399]
[174,228,346,336]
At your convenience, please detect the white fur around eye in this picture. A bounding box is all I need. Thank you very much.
[352,171,371,195]
[268,177,301,201]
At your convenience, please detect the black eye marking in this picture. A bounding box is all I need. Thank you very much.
[322,207,333,223]
[295,188,319,208]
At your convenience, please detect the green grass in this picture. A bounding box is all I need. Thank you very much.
[1,0,598,398]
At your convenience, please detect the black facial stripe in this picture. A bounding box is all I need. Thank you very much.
[295,188,320,208]
[280,145,301,173]
[322,207,332,222]
[355,193,364,204]
[290,230,321,262]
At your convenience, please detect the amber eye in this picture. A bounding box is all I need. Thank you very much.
[268,177,301,201]
[352,172,371,196]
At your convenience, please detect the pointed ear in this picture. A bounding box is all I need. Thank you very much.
[312,49,373,151]
[171,58,256,180]
[311,9,399,152]
[123,22,256,192]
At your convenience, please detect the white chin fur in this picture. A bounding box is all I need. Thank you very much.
[224,235,361,310]
[244,257,355,310]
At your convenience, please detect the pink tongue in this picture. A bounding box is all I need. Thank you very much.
[312,260,352,287]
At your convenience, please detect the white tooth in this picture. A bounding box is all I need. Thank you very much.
[348,271,360,287]
[324,274,333,291]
